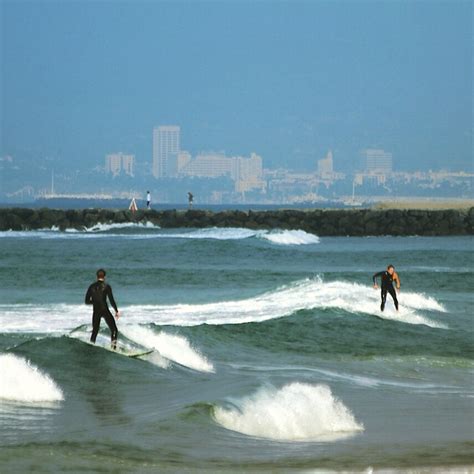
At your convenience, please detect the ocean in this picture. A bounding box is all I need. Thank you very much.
[0,224,473,472]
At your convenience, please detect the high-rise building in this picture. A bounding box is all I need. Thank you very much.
[152,126,180,178]
[362,148,393,174]
[122,154,135,177]
[317,150,334,177]
[105,153,135,177]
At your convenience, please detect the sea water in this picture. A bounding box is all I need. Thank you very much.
[0,224,472,472]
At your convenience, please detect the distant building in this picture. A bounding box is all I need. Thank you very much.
[177,150,192,173]
[121,154,135,177]
[105,153,135,177]
[179,151,265,193]
[152,125,180,178]
[362,148,393,174]
[317,150,334,178]
[180,152,233,178]
[234,153,265,193]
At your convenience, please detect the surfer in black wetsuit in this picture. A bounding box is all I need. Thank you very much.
[373,265,400,312]
[85,269,120,349]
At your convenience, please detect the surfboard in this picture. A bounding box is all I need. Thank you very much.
[124,349,154,358]
[68,332,154,359]
[86,340,154,358]
[87,341,154,358]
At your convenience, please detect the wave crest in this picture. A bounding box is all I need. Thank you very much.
[0,226,319,245]
[260,229,320,245]
[0,278,447,332]
[213,382,363,441]
[121,326,215,373]
[0,354,64,402]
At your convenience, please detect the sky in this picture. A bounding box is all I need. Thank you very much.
[1,0,472,172]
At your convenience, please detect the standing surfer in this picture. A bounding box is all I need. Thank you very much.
[85,269,120,349]
[373,265,400,312]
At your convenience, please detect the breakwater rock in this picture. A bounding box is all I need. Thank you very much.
[0,207,473,236]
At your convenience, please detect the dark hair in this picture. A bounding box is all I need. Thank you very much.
[96,269,106,278]
[387,264,394,270]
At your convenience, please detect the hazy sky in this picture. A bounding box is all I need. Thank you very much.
[1,0,472,172]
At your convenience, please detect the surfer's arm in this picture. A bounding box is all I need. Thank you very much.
[393,272,401,290]
[107,285,119,313]
[85,286,93,305]
[372,271,383,286]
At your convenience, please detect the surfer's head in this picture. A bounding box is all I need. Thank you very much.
[96,269,106,280]
[387,265,394,275]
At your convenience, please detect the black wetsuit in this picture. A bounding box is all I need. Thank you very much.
[373,271,399,311]
[85,280,118,348]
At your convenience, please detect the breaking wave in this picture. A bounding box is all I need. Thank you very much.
[213,382,364,441]
[0,226,319,245]
[0,278,447,333]
[121,326,215,373]
[0,353,64,403]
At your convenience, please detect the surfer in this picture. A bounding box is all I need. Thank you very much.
[85,269,120,349]
[373,265,400,312]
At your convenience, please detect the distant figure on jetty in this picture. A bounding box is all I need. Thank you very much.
[85,269,120,349]
[373,265,400,312]
[146,190,151,210]
[188,192,194,209]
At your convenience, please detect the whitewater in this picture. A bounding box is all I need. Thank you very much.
[0,225,320,245]
[0,231,472,472]
[0,277,447,333]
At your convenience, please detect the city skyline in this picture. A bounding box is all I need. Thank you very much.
[1,1,471,176]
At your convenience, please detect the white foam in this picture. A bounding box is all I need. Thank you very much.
[0,354,64,402]
[168,227,258,240]
[0,226,318,245]
[260,229,320,245]
[121,326,215,373]
[81,221,159,232]
[0,222,159,238]
[213,382,363,441]
[0,278,447,333]
[68,329,170,368]
[161,227,319,245]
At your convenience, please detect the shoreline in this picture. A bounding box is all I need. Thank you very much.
[0,207,473,236]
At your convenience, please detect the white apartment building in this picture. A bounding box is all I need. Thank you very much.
[152,125,180,178]
[362,148,393,174]
[105,153,135,177]
[179,151,265,193]
[317,150,334,177]
[180,152,232,178]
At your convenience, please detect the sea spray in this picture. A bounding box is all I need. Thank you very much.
[259,229,320,245]
[122,326,215,373]
[0,226,320,246]
[0,354,64,402]
[213,382,363,441]
[0,278,447,332]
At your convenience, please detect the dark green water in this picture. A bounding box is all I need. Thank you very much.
[0,226,473,472]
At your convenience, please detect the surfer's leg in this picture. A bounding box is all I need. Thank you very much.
[104,311,118,350]
[380,289,387,312]
[388,286,399,311]
[90,313,101,343]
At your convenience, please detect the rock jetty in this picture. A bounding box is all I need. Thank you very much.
[0,207,473,236]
